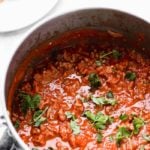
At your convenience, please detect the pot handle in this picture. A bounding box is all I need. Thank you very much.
[0,115,19,150]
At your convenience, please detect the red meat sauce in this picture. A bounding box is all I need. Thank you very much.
[11,29,150,150]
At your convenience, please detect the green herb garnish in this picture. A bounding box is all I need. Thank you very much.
[133,117,144,134]
[100,50,121,60]
[143,134,150,142]
[106,91,114,98]
[14,120,20,129]
[20,93,41,114]
[65,112,76,121]
[125,71,136,81]
[88,73,101,89]
[97,133,103,143]
[112,50,122,59]
[84,111,113,130]
[119,113,128,121]
[33,107,48,127]
[116,127,131,145]
[70,120,80,135]
[91,96,116,106]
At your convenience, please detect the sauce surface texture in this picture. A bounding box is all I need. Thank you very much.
[11,29,150,150]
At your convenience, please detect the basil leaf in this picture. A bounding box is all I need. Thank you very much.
[88,73,101,89]
[70,120,80,135]
[92,96,105,105]
[133,117,144,134]
[91,96,116,106]
[97,133,103,143]
[125,71,136,81]
[33,110,43,122]
[84,110,96,122]
[95,112,109,124]
[20,93,32,114]
[95,122,106,130]
[100,51,114,59]
[106,91,114,98]
[20,93,41,114]
[143,134,150,142]
[14,120,20,129]
[30,94,41,110]
[100,50,121,60]
[84,111,113,130]
[34,117,46,127]
[116,127,131,145]
[112,50,122,59]
[119,114,128,121]
[33,107,48,127]
[65,112,76,121]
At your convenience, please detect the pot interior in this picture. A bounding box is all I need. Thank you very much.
[5,8,150,149]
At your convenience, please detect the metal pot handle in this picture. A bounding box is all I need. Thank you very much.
[0,115,18,150]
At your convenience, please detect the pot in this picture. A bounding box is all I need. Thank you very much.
[1,8,150,150]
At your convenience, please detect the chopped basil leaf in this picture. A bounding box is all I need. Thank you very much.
[70,120,80,135]
[95,123,106,130]
[125,71,136,81]
[30,94,41,109]
[143,134,150,142]
[116,127,131,145]
[20,93,41,114]
[119,113,128,121]
[33,107,48,127]
[34,117,46,127]
[84,110,113,130]
[106,91,114,98]
[84,110,96,122]
[88,73,101,89]
[97,133,103,143]
[100,51,113,59]
[14,120,20,129]
[100,50,121,60]
[95,60,102,66]
[91,96,116,106]
[95,112,113,125]
[133,117,144,134]
[20,93,31,114]
[112,50,122,59]
[92,96,105,105]
[65,112,76,121]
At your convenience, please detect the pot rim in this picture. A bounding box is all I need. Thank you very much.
[2,7,150,149]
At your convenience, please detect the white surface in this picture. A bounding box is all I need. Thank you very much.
[0,0,149,147]
[0,0,58,32]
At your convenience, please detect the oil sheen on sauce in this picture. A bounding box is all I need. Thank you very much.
[10,29,150,150]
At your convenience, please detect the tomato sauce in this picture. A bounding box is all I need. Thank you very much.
[10,29,150,150]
